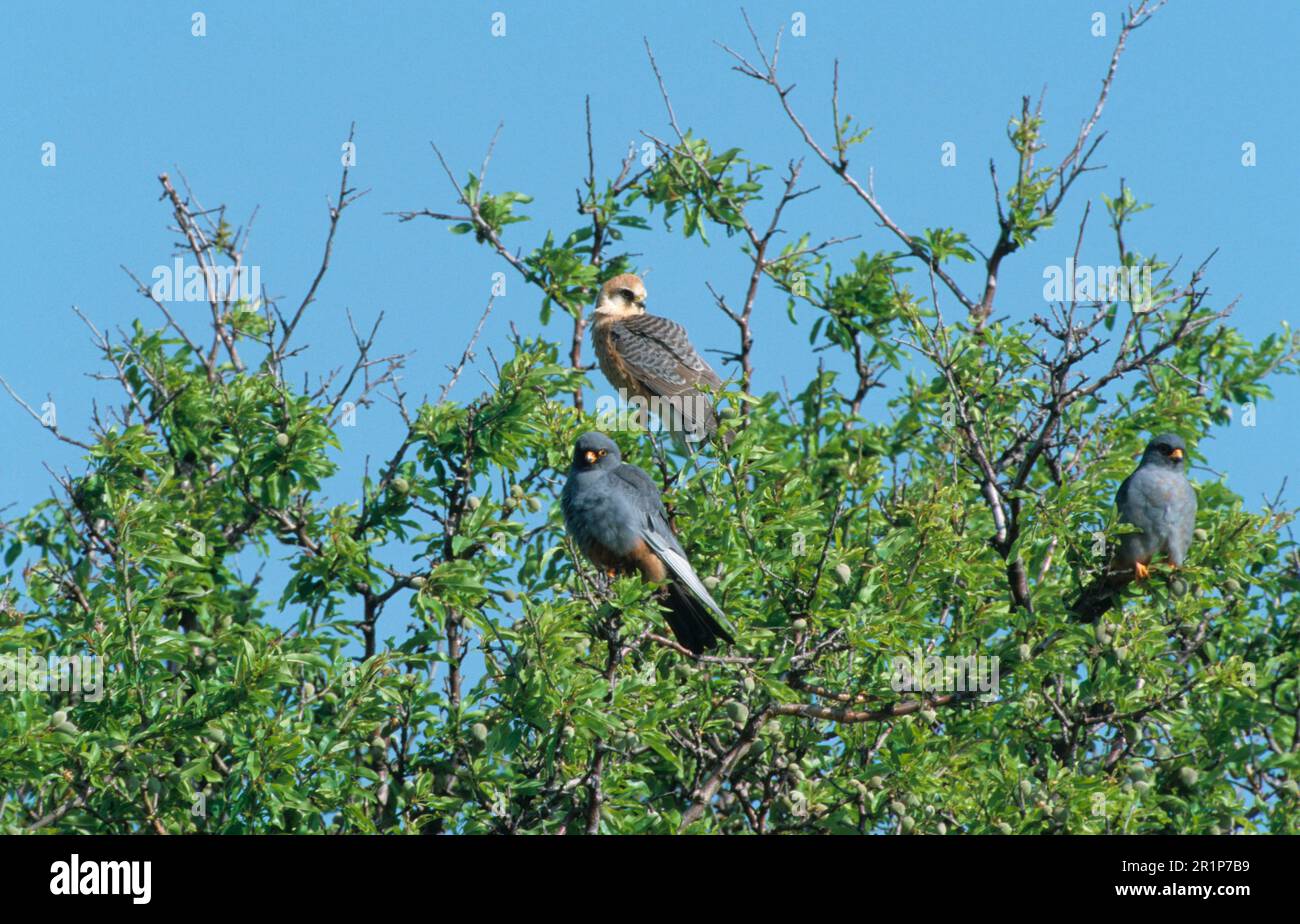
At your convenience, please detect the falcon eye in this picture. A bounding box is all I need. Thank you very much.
[619,289,634,300]
[597,449,608,457]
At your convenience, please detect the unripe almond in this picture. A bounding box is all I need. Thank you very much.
[834,562,852,585]
[275,432,290,448]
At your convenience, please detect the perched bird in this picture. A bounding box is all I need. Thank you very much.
[1071,433,1198,622]
[591,273,730,447]
[561,431,734,654]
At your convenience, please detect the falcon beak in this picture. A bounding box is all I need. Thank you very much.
[583,450,599,465]
[1169,447,1184,461]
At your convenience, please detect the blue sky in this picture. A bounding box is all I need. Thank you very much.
[2,2,1296,631]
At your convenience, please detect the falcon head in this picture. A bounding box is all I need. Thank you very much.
[1141,433,1188,469]
[571,431,622,470]
[595,274,647,318]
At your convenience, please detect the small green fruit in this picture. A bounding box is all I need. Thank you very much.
[526,497,542,513]
[996,821,1013,835]
[900,815,915,833]
[410,576,426,589]
[1094,623,1112,645]
[742,676,756,694]
[834,562,852,585]
[1134,780,1151,795]
[703,575,721,591]
[501,589,519,603]
[391,477,409,495]
[51,710,68,725]
[936,821,948,835]
[919,708,938,724]
[1019,780,1034,797]
[1193,528,1209,542]
[1223,578,1242,595]
[55,721,78,735]
[725,702,749,725]
[792,618,808,632]
[1017,643,1031,661]
[868,775,884,789]
[466,495,482,510]
[510,484,525,499]
[275,432,290,448]
[889,800,906,816]
[470,722,489,744]
[1178,767,1199,788]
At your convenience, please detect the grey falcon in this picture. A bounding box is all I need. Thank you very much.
[1071,433,1198,622]
[561,430,734,654]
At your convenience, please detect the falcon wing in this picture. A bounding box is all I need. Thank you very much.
[611,314,723,391]
[609,313,723,438]
[612,464,729,623]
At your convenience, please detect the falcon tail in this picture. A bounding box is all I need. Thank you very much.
[641,530,735,655]
[663,580,735,655]
[1069,571,1131,623]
